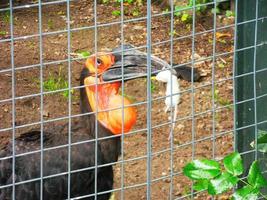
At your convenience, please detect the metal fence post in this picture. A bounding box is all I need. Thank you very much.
[235,0,267,191]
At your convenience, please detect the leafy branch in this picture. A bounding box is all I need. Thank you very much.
[250,130,267,153]
[183,152,267,199]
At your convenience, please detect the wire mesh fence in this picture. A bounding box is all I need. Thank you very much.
[0,0,266,199]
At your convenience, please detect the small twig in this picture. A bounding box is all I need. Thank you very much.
[199,23,207,32]
[72,45,89,52]
[219,57,227,64]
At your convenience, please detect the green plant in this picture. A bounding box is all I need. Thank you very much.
[181,185,191,197]
[226,10,235,17]
[211,6,220,14]
[3,11,10,23]
[250,130,267,153]
[218,38,227,44]
[76,50,91,58]
[102,0,137,4]
[27,41,36,49]
[47,19,54,29]
[188,0,209,12]
[132,8,140,16]
[174,5,192,23]
[169,30,177,36]
[213,87,219,101]
[183,152,267,199]
[150,79,156,93]
[218,62,226,69]
[212,87,231,108]
[102,0,109,3]
[174,0,228,24]
[0,31,7,36]
[163,8,169,14]
[116,0,134,3]
[112,10,121,16]
[43,67,73,98]
[181,13,192,22]
[218,98,231,107]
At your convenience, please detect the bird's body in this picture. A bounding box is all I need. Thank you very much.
[0,119,119,200]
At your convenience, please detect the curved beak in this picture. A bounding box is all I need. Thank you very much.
[101,44,176,82]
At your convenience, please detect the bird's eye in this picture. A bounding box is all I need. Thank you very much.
[96,58,102,66]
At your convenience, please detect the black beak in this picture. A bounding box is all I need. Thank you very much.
[101,44,175,82]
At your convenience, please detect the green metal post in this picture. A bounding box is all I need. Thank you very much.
[235,0,267,190]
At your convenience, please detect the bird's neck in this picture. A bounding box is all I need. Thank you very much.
[79,78,122,163]
[81,77,137,135]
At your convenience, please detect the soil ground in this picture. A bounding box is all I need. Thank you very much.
[0,0,235,199]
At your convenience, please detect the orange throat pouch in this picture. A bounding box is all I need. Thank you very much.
[84,77,137,135]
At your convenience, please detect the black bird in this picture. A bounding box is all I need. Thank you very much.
[0,45,200,200]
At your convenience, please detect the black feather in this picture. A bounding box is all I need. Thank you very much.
[0,122,117,200]
[174,65,201,82]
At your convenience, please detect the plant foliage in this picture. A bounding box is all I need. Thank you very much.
[43,67,73,98]
[183,152,267,199]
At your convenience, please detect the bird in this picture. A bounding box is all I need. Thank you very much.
[0,54,126,200]
[0,44,200,200]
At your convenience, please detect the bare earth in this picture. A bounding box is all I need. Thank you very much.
[0,1,234,199]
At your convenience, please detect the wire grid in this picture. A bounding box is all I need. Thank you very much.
[0,0,265,199]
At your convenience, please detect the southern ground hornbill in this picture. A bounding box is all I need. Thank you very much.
[0,45,200,200]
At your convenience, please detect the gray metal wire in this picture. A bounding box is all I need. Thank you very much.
[146,0,152,198]
[252,0,259,160]
[190,0,197,198]
[211,0,216,159]
[93,0,99,199]
[119,0,126,198]
[66,0,72,198]
[8,0,16,199]
[169,0,174,198]
[232,0,238,153]
[37,0,44,199]
[1,0,265,199]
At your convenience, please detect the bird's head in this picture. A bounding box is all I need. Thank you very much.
[84,53,115,79]
[80,45,174,135]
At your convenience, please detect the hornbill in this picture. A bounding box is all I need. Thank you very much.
[0,45,200,200]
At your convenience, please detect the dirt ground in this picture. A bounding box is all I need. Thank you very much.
[0,0,235,199]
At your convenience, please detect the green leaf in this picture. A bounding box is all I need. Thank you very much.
[223,152,243,176]
[112,10,121,16]
[183,159,221,180]
[0,31,7,36]
[211,7,220,14]
[232,185,259,200]
[208,172,239,195]
[132,9,140,17]
[257,141,267,153]
[226,10,235,17]
[174,6,182,17]
[247,161,267,189]
[193,179,209,191]
[76,51,90,58]
[174,6,183,12]
[250,129,267,153]
[258,130,267,144]
[181,13,190,22]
